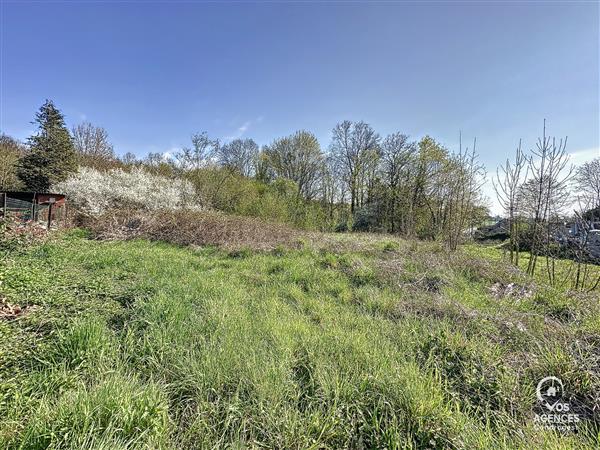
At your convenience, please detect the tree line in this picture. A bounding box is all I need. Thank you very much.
[1,101,490,246]
[3,100,598,261]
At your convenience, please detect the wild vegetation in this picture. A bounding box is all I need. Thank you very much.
[4,101,598,287]
[1,222,599,449]
[2,101,489,238]
[81,208,302,251]
[1,100,599,448]
[55,167,198,216]
[493,121,600,290]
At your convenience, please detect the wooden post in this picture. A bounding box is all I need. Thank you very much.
[47,203,53,230]
[31,193,36,222]
[1,193,5,218]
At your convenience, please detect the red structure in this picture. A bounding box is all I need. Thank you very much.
[0,191,67,228]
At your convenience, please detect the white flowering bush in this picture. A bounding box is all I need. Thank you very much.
[54,167,199,215]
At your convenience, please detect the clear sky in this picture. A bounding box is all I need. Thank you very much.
[1,1,599,210]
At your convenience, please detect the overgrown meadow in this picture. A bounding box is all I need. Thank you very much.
[1,226,599,449]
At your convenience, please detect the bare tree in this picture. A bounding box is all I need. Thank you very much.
[445,134,485,250]
[330,121,380,213]
[216,138,259,177]
[264,130,324,200]
[493,140,528,265]
[574,157,600,209]
[72,122,115,160]
[121,152,138,166]
[568,199,600,291]
[142,152,176,177]
[379,133,416,233]
[523,120,573,279]
[176,132,219,170]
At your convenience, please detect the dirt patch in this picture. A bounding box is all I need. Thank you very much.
[0,298,37,320]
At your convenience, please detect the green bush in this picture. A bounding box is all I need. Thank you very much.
[184,167,344,231]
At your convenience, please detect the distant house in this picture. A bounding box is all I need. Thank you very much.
[475,218,510,240]
[0,191,67,228]
[561,213,600,262]
[588,230,600,260]
[566,217,600,236]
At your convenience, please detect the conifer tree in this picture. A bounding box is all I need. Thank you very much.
[17,100,77,191]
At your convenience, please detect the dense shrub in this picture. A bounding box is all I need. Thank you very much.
[54,167,199,215]
[185,167,339,231]
[83,208,303,250]
[352,203,381,232]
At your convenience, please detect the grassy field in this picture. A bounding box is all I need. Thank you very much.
[1,230,599,449]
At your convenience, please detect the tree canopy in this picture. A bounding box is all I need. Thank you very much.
[17,100,77,191]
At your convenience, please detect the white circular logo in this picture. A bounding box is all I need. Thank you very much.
[536,376,564,410]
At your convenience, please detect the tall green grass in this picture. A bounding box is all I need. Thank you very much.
[0,233,597,448]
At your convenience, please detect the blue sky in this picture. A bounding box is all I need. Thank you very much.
[1,1,598,209]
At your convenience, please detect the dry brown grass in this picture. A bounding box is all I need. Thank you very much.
[82,208,305,251]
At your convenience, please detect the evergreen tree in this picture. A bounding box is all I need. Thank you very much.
[17,100,77,191]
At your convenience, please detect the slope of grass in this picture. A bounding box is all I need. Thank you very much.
[0,231,598,449]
